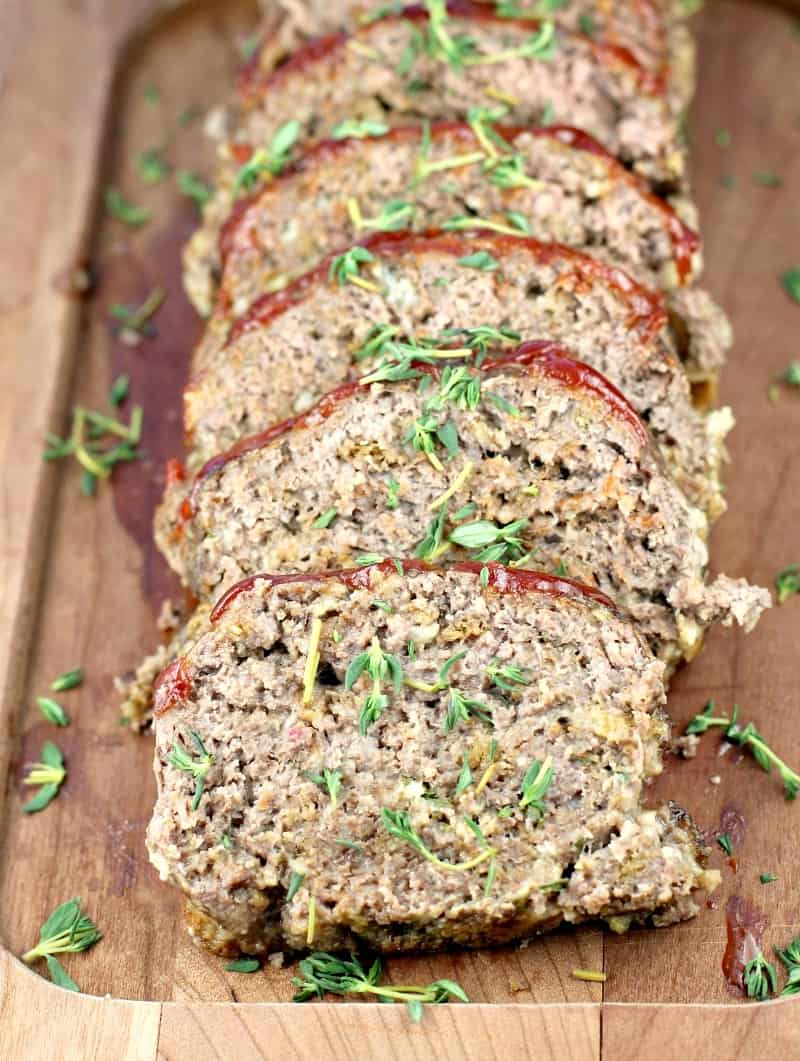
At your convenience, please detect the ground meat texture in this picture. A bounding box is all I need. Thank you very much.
[158,348,770,671]
[183,122,700,322]
[146,562,719,955]
[183,232,730,520]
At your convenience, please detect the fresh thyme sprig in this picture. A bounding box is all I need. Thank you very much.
[36,697,69,727]
[109,286,165,343]
[328,246,379,291]
[22,897,101,991]
[685,702,800,799]
[486,658,530,692]
[50,667,83,692]
[22,741,66,813]
[776,936,800,996]
[105,187,151,227]
[415,504,450,560]
[448,518,529,563]
[744,951,778,1001]
[304,767,343,810]
[232,120,301,194]
[167,729,214,811]
[775,564,800,604]
[519,755,554,820]
[381,808,496,872]
[404,649,466,694]
[445,688,494,733]
[177,169,213,208]
[292,951,467,1021]
[347,197,416,232]
[331,118,390,139]
[345,637,403,733]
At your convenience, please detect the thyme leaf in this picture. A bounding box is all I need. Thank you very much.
[22,741,66,813]
[167,729,214,811]
[232,120,301,194]
[304,767,343,810]
[519,754,553,820]
[22,898,101,965]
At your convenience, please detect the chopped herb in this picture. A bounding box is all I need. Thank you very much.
[443,212,522,237]
[44,403,143,493]
[335,837,364,851]
[578,13,596,36]
[136,147,170,184]
[304,768,343,809]
[359,0,403,22]
[744,952,778,1001]
[143,85,160,104]
[302,617,323,706]
[329,246,378,289]
[286,871,305,902]
[519,755,553,820]
[225,958,261,973]
[782,268,800,304]
[167,729,214,811]
[109,375,129,407]
[415,504,449,561]
[775,565,800,603]
[104,187,151,227]
[22,898,101,988]
[754,171,782,187]
[332,118,390,139]
[36,697,69,727]
[380,807,496,871]
[497,805,514,818]
[720,173,736,189]
[312,507,338,529]
[239,34,260,60]
[457,250,499,271]
[177,169,212,208]
[444,687,493,733]
[22,741,66,813]
[356,552,386,566]
[178,104,202,126]
[220,832,233,850]
[423,0,478,71]
[485,152,544,191]
[386,476,400,509]
[760,872,778,884]
[51,667,83,692]
[407,640,416,659]
[479,566,490,587]
[448,518,528,564]
[348,197,415,232]
[345,637,403,733]
[717,833,733,857]
[505,210,531,234]
[572,969,606,983]
[555,560,569,577]
[292,951,468,1019]
[455,753,473,797]
[468,21,556,65]
[714,128,732,148]
[452,502,477,520]
[372,599,393,614]
[232,120,301,194]
[109,285,165,341]
[776,936,800,996]
[486,659,530,692]
[686,702,800,799]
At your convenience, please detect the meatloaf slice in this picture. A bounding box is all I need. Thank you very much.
[146,560,719,955]
[184,232,730,519]
[183,122,700,320]
[234,3,685,187]
[159,345,769,670]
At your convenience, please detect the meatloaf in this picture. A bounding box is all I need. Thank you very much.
[146,560,719,955]
[183,232,731,519]
[158,345,769,670]
[183,121,700,321]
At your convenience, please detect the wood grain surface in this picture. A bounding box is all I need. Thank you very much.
[0,0,799,1057]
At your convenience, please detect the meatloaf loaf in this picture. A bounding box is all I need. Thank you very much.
[158,345,769,670]
[183,232,731,519]
[146,560,719,955]
[183,121,700,321]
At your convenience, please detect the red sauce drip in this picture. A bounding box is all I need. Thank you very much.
[164,458,185,487]
[226,228,666,347]
[219,122,697,285]
[722,895,767,996]
[152,657,192,718]
[210,558,617,623]
[238,1,663,102]
[185,341,647,518]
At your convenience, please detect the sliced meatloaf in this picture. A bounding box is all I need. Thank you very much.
[183,232,730,519]
[147,560,719,955]
[251,0,695,105]
[159,346,769,670]
[234,3,685,189]
[183,122,700,320]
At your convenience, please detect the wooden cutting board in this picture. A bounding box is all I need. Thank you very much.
[1,1,799,1057]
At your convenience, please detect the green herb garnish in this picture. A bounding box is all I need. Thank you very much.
[744,952,778,1001]
[232,120,301,194]
[328,246,378,289]
[345,637,403,733]
[312,507,338,529]
[415,504,449,561]
[43,403,143,494]
[22,897,101,968]
[776,936,800,996]
[50,667,83,692]
[109,375,129,407]
[380,807,496,871]
[136,147,170,184]
[714,128,732,148]
[457,250,499,271]
[448,518,528,563]
[331,118,390,139]
[177,169,212,208]
[386,476,400,509]
[22,741,66,813]
[781,268,800,304]
[36,697,69,727]
[167,729,214,811]
[109,286,165,340]
[775,564,800,603]
[486,659,530,692]
[304,767,343,810]
[760,872,778,884]
[286,871,305,902]
[226,958,261,973]
[686,702,800,799]
[455,753,473,797]
[104,187,151,227]
[519,755,553,820]
[717,833,733,857]
[444,688,493,733]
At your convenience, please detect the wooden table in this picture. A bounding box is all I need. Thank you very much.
[1,1,799,1057]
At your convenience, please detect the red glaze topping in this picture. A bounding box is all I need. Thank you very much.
[722,895,767,996]
[240,2,664,101]
[224,228,666,346]
[183,339,647,521]
[219,123,698,285]
[153,657,193,718]
[210,558,617,623]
